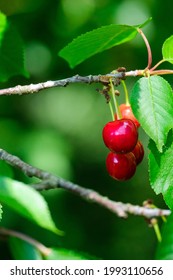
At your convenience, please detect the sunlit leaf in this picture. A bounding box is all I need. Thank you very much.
[59,18,151,68]
[162,35,173,64]
[130,76,173,152]
[0,176,63,235]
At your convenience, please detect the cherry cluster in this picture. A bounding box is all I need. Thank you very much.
[102,104,144,181]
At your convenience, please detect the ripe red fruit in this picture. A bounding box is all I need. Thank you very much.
[132,141,144,165]
[106,152,136,181]
[115,104,140,128]
[102,119,138,153]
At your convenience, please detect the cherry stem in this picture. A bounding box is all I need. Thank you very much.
[121,80,130,105]
[152,220,162,242]
[137,28,152,70]
[108,101,115,121]
[161,215,167,223]
[150,59,166,71]
[109,79,121,119]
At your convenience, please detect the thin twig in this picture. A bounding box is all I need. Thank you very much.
[0,227,51,256]
[0,148,171,219]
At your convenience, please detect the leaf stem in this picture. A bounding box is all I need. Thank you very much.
[137,28,152,69]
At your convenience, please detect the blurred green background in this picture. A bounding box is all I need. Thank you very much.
[0,0,172,260]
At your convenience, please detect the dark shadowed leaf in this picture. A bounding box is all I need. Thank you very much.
[0,12,29,82]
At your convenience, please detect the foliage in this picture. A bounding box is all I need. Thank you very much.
[0,176,62,235]
[0,12,28,82]
[9,237,43,260]
[149,131,173,210]
[0,2,173,260]
[59,18,151,68]
[155,213,173,259]
[162,35,173,64]
[45,247,93,260]
[130,76,173,152]
[9,237,92,260]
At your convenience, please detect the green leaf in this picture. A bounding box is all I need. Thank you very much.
[9,237,42,260]
[46,247,93,260]
[130,76,173,152]
[162,35,173,64]
[148,131,173,209]
[0,203,2,221]
[0,12,7,42]
[0,12,29,82]
[59,19,151,68]
[0,176,62,235]
[155,213,173,259]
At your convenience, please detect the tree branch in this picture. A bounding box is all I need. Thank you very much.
[0,73,125,96]
[0,227,51,257]
[0,69,145,96]
[0,69,173,96]
[0,148,171,219]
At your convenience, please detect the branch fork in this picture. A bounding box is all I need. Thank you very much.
[0,148,171,219]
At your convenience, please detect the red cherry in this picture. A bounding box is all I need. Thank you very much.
[102,119,138,153]
[115,104,140,128]
[132,141,144,165]
[106,152,136,181]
